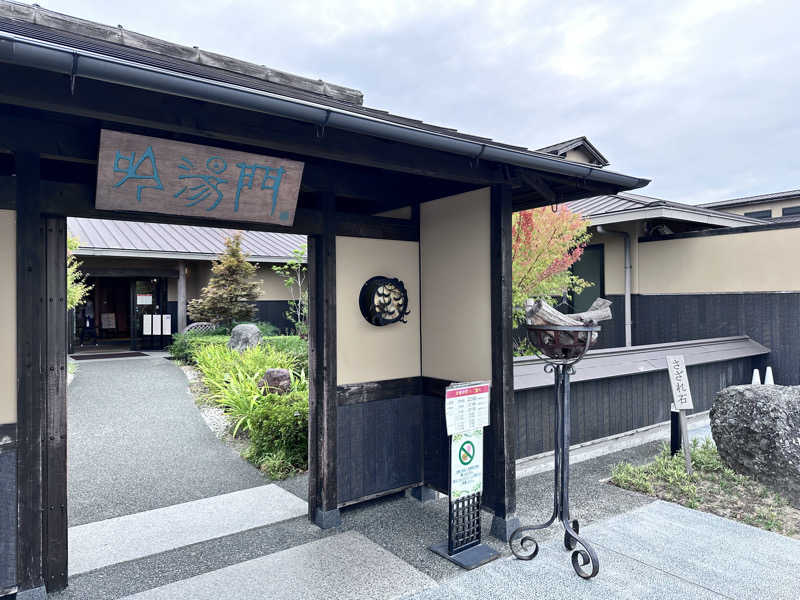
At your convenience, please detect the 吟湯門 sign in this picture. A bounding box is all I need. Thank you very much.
[96,130,304,225]
[666,354,694,411]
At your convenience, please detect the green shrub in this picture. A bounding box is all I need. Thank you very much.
[263,336,308,374]
[193,343,304,437]
[168,333,229,364]
[246,391,309,478]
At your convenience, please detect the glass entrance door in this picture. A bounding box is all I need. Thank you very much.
[131,278,168,350]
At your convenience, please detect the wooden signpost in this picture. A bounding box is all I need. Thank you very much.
[666,355,694,475]
[431,381,499,570]
[96,130,304,225]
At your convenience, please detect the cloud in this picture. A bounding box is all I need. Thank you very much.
[41,0,800,203]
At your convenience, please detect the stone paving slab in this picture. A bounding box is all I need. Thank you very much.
[120,531,436,600]
[69,484,307,576]
[589,500,800,600]
[403,500,800,600]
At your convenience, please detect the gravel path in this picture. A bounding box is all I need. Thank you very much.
[68,356,267,526]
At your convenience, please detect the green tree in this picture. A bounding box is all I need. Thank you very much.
[512,205,592,326]
[188,233,260,327]
[67,235,91,310]
[272,243,307,337]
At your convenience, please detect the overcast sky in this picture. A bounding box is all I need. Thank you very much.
[41,0,800,204]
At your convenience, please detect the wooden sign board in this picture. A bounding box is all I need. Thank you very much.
[96,130,304,225]
[666,354,694,411]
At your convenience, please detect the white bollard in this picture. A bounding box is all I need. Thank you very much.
[751,369,762,385]
[764,366,775,385]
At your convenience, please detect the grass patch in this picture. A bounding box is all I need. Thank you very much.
[611,439,799,538]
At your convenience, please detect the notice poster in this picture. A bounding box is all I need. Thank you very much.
[162,314,172,335]
[142,314,152,336]
[100,313,116,329]
[445,381,490,436]
[666,355,694,411]
[136,294,153,305]
[450,429,483,499]
[152,314,162,336]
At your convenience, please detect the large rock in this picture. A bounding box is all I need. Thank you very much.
[258,368,292,395]
[227,323,262,352]
[711,384,800,506]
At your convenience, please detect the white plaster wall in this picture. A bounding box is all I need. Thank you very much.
[420,188,492,382]
[638,228,800,293]
[0,210,16,425]
[336,236,421,385]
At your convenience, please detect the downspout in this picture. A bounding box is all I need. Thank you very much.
[596,226,632,347]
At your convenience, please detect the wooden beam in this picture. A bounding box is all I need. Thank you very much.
[519,170,557,204]
[43,217,67,592]
[0,177,421,241]
[307,191,340,528]
[0,65,505,186]
[0,108,465,207]
[486,182,520,541]
[15,151,45,593]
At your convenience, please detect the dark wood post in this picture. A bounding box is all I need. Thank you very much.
[43,217,68,591]
[486,182,520,541]
[15,150,46,594]
[307,191,340,528]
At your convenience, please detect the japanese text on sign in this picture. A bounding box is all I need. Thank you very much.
[445,381,490,436]
[450,429,484,499]
[96,130,304,225]
[666,354,694,411]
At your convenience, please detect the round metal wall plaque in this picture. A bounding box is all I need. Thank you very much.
[359,276,411,326]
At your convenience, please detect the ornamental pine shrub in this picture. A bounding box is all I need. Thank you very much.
[187,233,260,328]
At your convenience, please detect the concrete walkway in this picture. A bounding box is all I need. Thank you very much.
[402,500,800,600]
[56,366,799,599]
[68,355,266,526]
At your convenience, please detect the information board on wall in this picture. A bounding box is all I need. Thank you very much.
[96,130,304,225]
[445,382,490,435]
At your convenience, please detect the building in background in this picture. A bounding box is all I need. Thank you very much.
[68,217,306,350]
[547,142,800,386]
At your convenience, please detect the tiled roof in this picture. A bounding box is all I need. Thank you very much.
[68,217,306,262]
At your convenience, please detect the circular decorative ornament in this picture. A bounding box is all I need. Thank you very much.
[359,276,411,326]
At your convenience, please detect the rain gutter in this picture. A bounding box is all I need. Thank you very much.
[0,31,650,191]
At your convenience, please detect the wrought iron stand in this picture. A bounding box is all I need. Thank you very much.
[509,324,601,579]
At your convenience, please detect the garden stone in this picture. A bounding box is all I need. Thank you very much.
[258,368,292,395]
[227,324,262,352]
[711,384,800,507]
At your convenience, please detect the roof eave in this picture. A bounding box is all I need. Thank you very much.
[585,206,763,227]
[73,247,301,263]
[0,30,650,193]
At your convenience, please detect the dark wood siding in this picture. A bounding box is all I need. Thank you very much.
[514,358,751,459]
[336,396,423,504]
[633,293,797,384]
[0,443,15,592]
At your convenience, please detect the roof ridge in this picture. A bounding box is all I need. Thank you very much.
[0,0,364,105]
